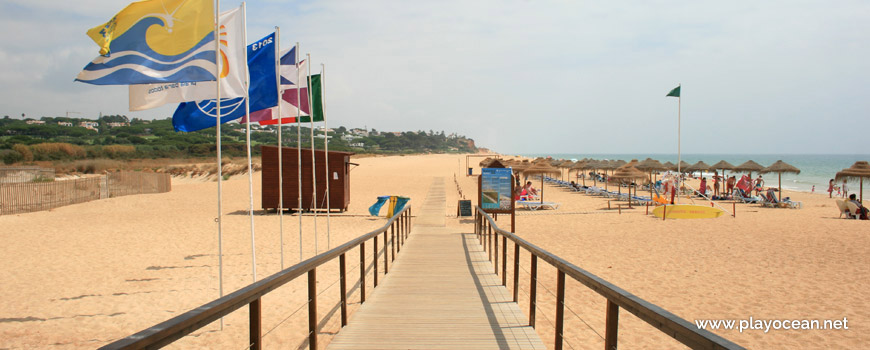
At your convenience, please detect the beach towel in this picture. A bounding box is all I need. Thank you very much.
[736,175,752,193]
[388,196,410,218]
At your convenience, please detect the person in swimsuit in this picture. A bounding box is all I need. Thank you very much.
[827,179,834,198]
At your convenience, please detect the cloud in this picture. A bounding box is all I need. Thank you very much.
[1,0,868,154]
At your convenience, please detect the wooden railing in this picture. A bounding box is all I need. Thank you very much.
[474,206,744,350]
[100,204,412,350]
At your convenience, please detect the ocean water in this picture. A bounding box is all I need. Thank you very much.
[519,153,870,193]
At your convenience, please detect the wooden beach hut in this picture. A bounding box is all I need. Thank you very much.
[261,146,354,212]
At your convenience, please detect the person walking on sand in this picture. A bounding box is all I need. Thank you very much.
[755,175,764,196]
[842,180,849,198]
[828,179,834,198]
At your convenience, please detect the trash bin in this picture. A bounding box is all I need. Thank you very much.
[468,167,473,175]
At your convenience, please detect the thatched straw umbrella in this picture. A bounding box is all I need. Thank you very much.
[637,158,667,197]
[662,161,676,171]
[760,160,801,201]
[522,162,561,202]
[611,165,648,206]
[677,160,691,173]
[598,160,620,191]
[835,161,870,203]
[479,157,495,168]
[569,160,587,185]
[687,161,712,178]
[734,160,765,179]
[711,160,736,195]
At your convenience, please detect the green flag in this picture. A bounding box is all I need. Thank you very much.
[299,74,324,123]
[666,85,680,97]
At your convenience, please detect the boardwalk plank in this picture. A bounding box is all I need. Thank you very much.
[327,178,545,350]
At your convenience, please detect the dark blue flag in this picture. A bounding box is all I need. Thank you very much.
[172,33,278,132]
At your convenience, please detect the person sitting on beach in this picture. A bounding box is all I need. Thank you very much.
[848,194,868,220]
[755,175,764,195]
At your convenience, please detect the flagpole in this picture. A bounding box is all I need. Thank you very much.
[307,53,318,254]
[242,2,257,282]
[275,27,285,270]
[321,63,331,249]
[213,0,224,330]
[296,42,303,261]
[677,83,681,204]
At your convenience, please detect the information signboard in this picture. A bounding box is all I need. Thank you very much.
[480,168,514,212]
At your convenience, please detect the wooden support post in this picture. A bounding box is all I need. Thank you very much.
[663,205,667,221]
[605,300,619,350]
[502,236,507,286]
[555,270,566,350]
[383,231,389,274]
[529,255,537,328]
[513,243,520,302]
[494,229,499,274]
[373,237,378,287]
[391,223,396,260]
[733,202,736,218]
[249,298,261,350]
[339,253,347,327]
[308,269,318,350]
[359,243,366,304]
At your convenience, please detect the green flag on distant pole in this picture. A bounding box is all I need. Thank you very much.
[667,85,681,97]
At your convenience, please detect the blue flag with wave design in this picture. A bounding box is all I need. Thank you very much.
[76,0,217,85]
[172,33,278,132]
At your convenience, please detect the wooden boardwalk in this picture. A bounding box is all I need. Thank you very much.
[328,178,545,349]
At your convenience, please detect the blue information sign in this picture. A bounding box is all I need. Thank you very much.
[481,168,514,211]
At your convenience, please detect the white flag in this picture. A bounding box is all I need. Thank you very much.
[128,4,247,111]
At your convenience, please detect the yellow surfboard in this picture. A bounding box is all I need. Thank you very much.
[652,204,724,219]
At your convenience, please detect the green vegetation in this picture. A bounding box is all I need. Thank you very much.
[0,115,477,165]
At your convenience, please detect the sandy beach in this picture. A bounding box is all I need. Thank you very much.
[1,153,868,349]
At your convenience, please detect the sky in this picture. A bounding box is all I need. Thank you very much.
[0,0,868,155]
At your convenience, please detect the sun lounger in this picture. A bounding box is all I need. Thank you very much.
[516,201,560,211]
[836,200,852,218]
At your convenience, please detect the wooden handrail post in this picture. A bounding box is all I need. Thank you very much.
[308,269,318,350]
[529,254,537,328]
[249,298,261,350]
[605,299,619,350]
[502,236,507,286]
[383,231,389,274]
[359,242,366,304]
[555,270,566,350]
[494,229,499,274]
[513,243,519,302]
[373,237,378,287]
[488,224,493,261]
[391,222,396,259]
[339,253,347,327]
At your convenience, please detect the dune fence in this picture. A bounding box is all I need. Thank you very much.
[0,172,170,215]
[0,166,55,184]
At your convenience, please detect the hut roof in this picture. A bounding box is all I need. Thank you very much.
[835,161,870,181]
[761,160,801,175]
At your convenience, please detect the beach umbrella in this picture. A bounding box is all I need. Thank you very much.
[760,160,801,201]
[835,161,870,203]
[687,161,712,178]
[479,157,495,168]
[522,162,561,202]
[598,160,620,191]
[637,158,667,196]
[568,160,587,185]
[662,161,677,171]
[611,165,648,203]
[677,160,691,173]
[711,160,736,195]
[734,160,765,179]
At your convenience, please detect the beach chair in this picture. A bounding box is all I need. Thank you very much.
[516,200,560,211]
[835,200,852,218]
[845,202,861,219]
[732,189,759,204]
